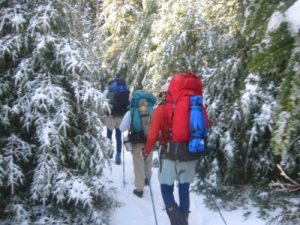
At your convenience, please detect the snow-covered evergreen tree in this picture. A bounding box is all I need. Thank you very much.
[186,0,299,186]
[99,0,215,93]
[97,0,144,87]
[195,1,299,223]
[0,1,113,224]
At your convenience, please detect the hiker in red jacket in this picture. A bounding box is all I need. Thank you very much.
[141,82,198,225]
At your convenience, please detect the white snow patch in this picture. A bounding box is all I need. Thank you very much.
[285,0,300,34]
[267,11,285,32]
[267,1,300,35]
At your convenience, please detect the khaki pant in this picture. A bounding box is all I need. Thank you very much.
[132,142,153,191]
[105,115,122,130]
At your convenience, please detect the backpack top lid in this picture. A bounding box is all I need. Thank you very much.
[130,90,157,109]
[168,72,203,100]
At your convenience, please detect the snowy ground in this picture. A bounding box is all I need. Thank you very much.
[104,135,267,225]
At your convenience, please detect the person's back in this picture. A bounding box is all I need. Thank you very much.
[108,77,129,117]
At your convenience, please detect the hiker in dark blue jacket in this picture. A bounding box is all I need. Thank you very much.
[104,75,129,165]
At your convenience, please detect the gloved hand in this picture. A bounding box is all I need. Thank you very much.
[140,148,148,160]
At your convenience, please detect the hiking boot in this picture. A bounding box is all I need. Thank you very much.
[145,178,149,186]
[133,189,143,198]
[166,203,188,225]
[115,153,121,165]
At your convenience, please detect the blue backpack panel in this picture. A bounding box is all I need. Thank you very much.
[189,95,208,153]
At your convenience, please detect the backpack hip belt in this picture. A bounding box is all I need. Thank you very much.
[159,142,203,162]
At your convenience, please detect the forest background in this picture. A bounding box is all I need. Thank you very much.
[0,0,299,225]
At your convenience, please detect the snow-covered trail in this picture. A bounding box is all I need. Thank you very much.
[104,151,267,225]
[105,150,169,225]
[104,129,266,225]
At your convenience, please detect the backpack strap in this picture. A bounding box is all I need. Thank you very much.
[160,142,203,161]
[129,107,146,143]
[168,101,175,141]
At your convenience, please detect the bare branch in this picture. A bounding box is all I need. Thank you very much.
[270,164,300,192]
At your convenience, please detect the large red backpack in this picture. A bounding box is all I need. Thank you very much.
[166,72,205,142]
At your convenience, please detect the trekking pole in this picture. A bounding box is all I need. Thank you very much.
[148,178,159,225]
[122,133,126,187]
[145,158,159,225]
[200,158,228,225]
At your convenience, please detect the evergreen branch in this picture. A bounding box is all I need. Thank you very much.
[288,135,300,151]
[249,40,294,72]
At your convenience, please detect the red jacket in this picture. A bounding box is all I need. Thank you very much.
[144,103,170,155]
